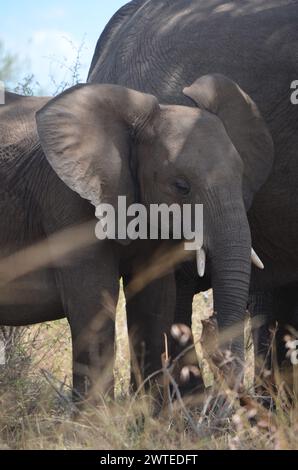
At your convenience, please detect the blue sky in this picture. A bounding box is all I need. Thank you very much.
[1,1,128,93]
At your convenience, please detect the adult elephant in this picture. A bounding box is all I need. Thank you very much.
[87,0,298,377]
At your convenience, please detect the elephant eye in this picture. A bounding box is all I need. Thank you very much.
[173,178,191,195]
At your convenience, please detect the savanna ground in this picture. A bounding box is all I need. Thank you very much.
[1,286,298,451]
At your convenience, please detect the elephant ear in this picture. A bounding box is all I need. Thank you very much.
[36,83,159,241]
[183,74,274,208]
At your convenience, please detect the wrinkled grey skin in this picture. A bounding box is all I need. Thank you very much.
[87,0,298,373]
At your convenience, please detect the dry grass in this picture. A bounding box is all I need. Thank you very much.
[0,288,298,450]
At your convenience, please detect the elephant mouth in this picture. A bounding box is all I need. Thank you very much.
[195,246,264,279]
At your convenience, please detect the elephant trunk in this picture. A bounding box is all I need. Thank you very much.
[205,191,252,377]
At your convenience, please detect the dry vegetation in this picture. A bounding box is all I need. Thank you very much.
[0,288,298,450]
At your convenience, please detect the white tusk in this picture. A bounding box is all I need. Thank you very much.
[251,248,264,270]
[197,248,206,277]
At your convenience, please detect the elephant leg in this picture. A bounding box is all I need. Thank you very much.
[174,281,195,328]
[123,271,176,386]
[174,262,204,327]
[249,287,298,398]
[248,291,274,378]
[55,242,119,402]
[172,265,208,393]
[273,284,298,389]
[247,291,277,410]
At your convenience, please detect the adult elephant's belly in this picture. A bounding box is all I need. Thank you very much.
[0,269,64,326]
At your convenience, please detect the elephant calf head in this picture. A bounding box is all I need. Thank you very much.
[36,74,273,361]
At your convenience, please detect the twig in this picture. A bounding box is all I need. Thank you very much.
[40,369,76,410]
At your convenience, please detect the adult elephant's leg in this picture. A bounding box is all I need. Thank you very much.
[172,264,197,386]
[174,263,198,327]
[55,240,120,402]
[123,271,176,384]
[274,285,298,388]
[249,287,298,397]
[248,291,274,377]
[173,264,213,393]
[173,262,211,345]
